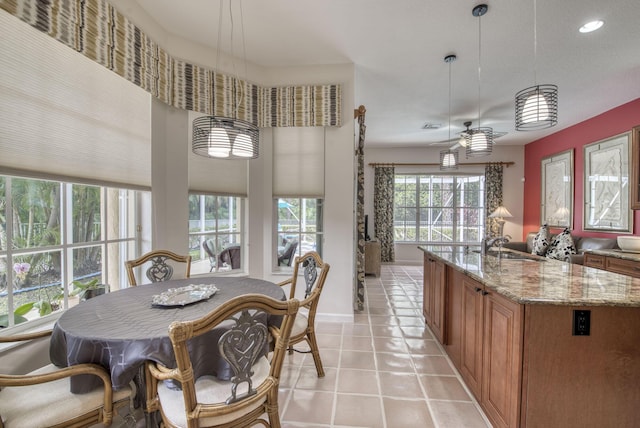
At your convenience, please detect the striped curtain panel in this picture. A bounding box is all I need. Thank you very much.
[374,167,395,263]
[354,106,366,311]
[485,163,504,237]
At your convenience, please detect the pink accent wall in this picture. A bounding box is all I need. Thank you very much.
[523,98,640,239]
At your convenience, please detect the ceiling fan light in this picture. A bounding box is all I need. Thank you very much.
[515,84,558,130]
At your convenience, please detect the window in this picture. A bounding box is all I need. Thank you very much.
[188,195,244,274]
[0,176,143,328]
[394,174,485,243]
[275,198,323,267]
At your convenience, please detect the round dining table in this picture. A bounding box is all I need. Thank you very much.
[50,276,285,394]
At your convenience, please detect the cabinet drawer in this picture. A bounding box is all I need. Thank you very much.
[584,253,605,269]
[605,257,640,278]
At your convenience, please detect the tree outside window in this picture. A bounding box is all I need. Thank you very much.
[0,176,141,328]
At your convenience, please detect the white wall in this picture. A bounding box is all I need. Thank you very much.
[364,145,525,264]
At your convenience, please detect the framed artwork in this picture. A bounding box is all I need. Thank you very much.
[541,149,573,228]
[631,125,640,210]
[583,132,633,232]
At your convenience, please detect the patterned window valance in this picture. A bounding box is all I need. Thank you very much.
[1,0,342,128]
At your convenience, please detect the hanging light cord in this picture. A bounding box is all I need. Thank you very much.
[216,0,247,120]
[533,0,538,85]
[477,10,482,128]
[448,57,452,143]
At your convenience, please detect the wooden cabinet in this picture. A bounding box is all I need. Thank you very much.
[584,252,640,278]
[422,254,447,344]
[481,289,523,428]
[448,270,523,428]
[424,248,640,427]
[364,240,381,277]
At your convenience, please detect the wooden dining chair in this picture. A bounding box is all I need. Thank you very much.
[0,330,134,427]
[125,249,192,286]
[144,294,300,428]
[276,251,330,377]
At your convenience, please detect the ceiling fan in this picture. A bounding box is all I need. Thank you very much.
[429,121,507,147]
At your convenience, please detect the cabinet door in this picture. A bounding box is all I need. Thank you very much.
[430,260,447,344]
[482,291,523,428]
[459,276,484,400]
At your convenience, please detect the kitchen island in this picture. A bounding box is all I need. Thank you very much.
[419,245,640,428]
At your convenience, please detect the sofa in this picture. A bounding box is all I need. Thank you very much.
[502,231,618,264]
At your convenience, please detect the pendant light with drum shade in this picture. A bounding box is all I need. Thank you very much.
[192,0,259,159]
[515,0,558,130]
[440,54,458,170]
[466,4,493,157]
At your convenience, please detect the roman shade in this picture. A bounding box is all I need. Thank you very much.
[273,127,325,198]
[0,11,151,189]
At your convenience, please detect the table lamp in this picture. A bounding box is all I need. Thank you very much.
[489,206,513,237]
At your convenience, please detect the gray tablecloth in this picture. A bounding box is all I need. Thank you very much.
[50,277,285,394]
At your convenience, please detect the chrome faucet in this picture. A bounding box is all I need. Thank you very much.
[482,235,511,255]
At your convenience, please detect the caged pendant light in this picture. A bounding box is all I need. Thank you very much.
[515,0,558,130]
[192,0,259,159]
[440,54,459,170]
[466,4,493,157]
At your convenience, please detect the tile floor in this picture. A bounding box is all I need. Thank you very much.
[278,264,492,428]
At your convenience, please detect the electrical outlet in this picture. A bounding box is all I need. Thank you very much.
[572,310,590,336]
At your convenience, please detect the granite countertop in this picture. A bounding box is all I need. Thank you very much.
[419,245,640,307]
[583,248,640,262]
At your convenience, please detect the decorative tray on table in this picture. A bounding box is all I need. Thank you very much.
[151,284,218,307]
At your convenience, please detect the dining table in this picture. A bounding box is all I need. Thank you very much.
[49,276,286,396]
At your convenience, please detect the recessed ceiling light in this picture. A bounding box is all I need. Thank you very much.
[579,20,604,33]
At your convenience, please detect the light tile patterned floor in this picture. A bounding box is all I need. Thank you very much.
[279,264,492,428]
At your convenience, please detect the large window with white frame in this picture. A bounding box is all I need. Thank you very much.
[275,198,323,268]
[394,174,485,243]
[188,195,244,274]
[0,175,143,328]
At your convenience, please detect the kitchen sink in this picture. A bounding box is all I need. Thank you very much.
[473,249,546,261]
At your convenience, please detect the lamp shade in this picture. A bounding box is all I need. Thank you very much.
[489,206,513,219]
[439,149,458,170]
[193,116,259,159]
[465,127,494,157]
[515,84,558,130]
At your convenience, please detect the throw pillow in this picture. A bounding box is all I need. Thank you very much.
[531,224,551,255]
[546,228,577,261]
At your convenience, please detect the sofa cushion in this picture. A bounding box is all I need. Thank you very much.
[546,228,577,260]
[531,224,551,256]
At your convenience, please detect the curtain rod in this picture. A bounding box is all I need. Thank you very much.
[368,161,514,168]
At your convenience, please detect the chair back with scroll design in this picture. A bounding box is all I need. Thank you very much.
[145,294,300,428]
[276,251,330,377]
[125,249,191,286]
[0,330,134,427]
